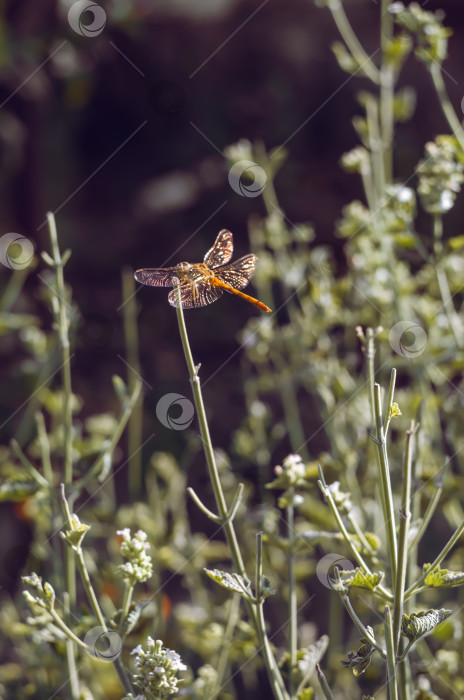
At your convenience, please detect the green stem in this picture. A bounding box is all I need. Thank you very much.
[392,423,416,652]
[404,516,464,599]
[60,485,133,693]
[341,592,386,657]
[287,494,297,697]
[46,212,77,694]
[118,582,135,637]
[328,0,381,84]
[430,64,464,151]
[373,383,398,583]
[318,467,392,602]
[316,663,335,700]
[384,605,399,700]
[380,0,395,184]
[122,268,144,498]
[407,484,443,554]
[174,290,288,700]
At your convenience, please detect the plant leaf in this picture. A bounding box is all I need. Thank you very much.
[401,608,452,643]
[423,564,464,588]
[204,568,252,600]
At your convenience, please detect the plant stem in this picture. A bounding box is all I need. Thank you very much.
[404,516,464,599]
[384,605,399,700]
[373,382,398,583]
[430,64,464,151]
[392,423,416,652]
[46,212,78,694]
[380,0,395,184]
[174,292,288,700]
[287,494,297,697]
[328,0,381,84]
[122,268,144,498]
[60,486,133,693]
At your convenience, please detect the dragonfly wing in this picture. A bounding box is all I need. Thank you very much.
[168,282,224,309]
[215,254,257,290]
[134,267,177,287]
[203,229,234,268]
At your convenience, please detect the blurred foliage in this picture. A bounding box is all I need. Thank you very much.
[2,1,464,699]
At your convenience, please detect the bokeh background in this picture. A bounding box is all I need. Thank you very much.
[2,0,464,695]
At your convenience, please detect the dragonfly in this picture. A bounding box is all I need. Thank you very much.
[134,229,271,313]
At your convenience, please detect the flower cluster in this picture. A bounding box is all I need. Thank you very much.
[123,637,186,699]
[417,136,464,215]
[389,2,452,65]
[116,528,153,585]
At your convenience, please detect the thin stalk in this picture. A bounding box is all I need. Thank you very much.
[404,516,464,599]
[60,486,133,694]
[341,593,386,657]
[47,213,73,485]
[35,412,53,484]
[211,594,241,700]
[380,0,395,184]
[46,213,77,694]
[316,663,335,700]
[118,582,134,637]
[384,605,399,700]
[122,268,144,497]
[174,289,288,700]
[287,493,297,697]
[328,0,381,84]
[365,96,383,203]
[365,328,376,429]
[373,383,398,582]
[318,467,392,602]
[430,64,464,151]
[407,485,443,554]
[392,423,416,652]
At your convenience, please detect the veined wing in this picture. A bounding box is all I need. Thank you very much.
[134,267,177,287]
[214,254,257,291]
[203,229,234,268]
[168,281,224,308]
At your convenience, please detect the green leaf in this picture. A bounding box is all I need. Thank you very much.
[204,568,252,600]
[423,564,464,588]
[333,567,384,592]
[401,609,452,643]
[112,375,128,402]
[0,481,41,501]
[341,636,375,676]
[393,86,416,122]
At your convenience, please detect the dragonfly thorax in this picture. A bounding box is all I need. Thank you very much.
[175,261,210,282]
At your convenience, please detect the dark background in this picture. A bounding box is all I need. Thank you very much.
[1,0,464,589]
